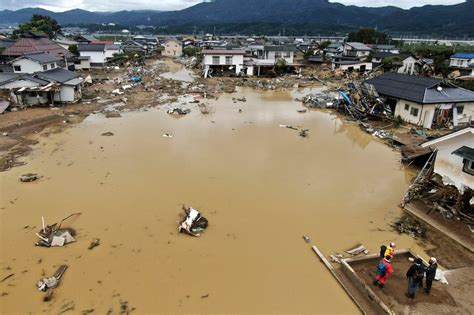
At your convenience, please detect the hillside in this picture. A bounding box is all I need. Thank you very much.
[0,0,472,36]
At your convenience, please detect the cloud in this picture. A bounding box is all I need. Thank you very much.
[0,0,466,12]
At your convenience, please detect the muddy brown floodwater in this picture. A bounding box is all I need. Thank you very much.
[1,83,422,314]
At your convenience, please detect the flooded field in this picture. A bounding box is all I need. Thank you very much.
[1,83,420,313]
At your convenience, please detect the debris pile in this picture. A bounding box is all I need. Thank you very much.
[36,265,68,301]
[178,206,208,237]
[35,213,80,247]
[20,173,39,182]
[392,214,425,238]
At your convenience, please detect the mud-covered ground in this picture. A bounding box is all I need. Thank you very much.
[1,58,472,314]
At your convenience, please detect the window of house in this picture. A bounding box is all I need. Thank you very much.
[275,52,282,58]
[14,66,21,72]
[43,65,48,71]
[284,52,291,58]
[51,63,56,69]
[410,107,419,117]
[456,105,464,115]
[404,104,410,111]
[463,159,474,176]
[225,56,233,65]
[212,56,220,65]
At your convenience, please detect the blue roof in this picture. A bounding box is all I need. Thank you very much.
[451,52,474,59]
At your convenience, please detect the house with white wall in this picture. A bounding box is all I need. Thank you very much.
[202,49,245,78]
[421,127,473,190]
[78,44,121,68]
[450,52,474,69]
[0,68,82,106]
[366,72,474,129]
[332,60,372,72]
[12,52,62,74]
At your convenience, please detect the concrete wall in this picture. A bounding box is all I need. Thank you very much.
[79,51,106,65]
[163,40,182,57]
[395,100,434,128]
[12,59,57,74]
[334,62,372,72]
[430,133,474,189]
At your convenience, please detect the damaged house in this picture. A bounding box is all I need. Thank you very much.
[202,49,246,78]
[331,42,373,73]
[2,31,72,60]
[421,127,474,190]
[366,72,474,129]
[0,68,82,106]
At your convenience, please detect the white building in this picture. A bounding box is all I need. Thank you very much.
[78,44,121,68]
[421,127,473,190]
[202,49,245,78]
[12,52,61,74]
[332,60,372,72]
[450,52,474,69]
[366,72,474,129]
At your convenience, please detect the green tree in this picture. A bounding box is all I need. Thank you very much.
[347,28,390,44]
[13,15,62,39]
[182,47,199,57]
[317,41,331,50]
[68,44,78,56]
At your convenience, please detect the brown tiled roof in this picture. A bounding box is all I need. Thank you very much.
[2,37,73,58]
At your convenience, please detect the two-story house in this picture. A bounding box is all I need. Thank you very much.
[12,52,62,74]
[202,49,245,78]
[162,38,183,57]
[342,42,372,60]
[78,44,121,68]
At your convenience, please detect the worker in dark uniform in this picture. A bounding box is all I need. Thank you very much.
[425,257,438,294]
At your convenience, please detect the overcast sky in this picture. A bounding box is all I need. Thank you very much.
[0,0,466,12]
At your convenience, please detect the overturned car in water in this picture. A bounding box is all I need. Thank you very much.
[178,206,208,237]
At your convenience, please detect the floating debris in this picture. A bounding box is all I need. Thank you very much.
[178,206,208,237]
[20,173,39,182]
[101,132,115,136]
[345,244,367,256]
[88,238,100,250]
[167,107,191,115]
[35,213,80,247]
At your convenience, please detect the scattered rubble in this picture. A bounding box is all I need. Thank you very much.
[36,265,68,302]
[35,213,80,247]
[392,215,425,238]
[88,238,101,250]
[178,206,208,237]
[167,107,191,115]
[20,173,39,182]
[345,244,368,256]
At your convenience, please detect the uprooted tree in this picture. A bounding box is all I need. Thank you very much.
[13,14,63,39]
